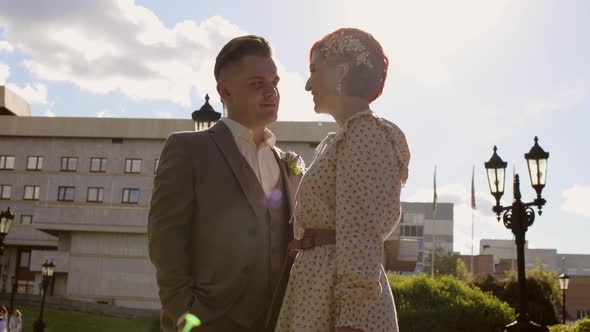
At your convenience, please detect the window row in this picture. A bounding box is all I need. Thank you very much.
[0,155,159,174]
[400,224,424,237]
[0,185,140,204]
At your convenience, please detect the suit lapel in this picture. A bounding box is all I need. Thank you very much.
[209,122,267,221]
[272,148,295,214]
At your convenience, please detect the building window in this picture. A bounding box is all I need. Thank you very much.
[23,185,40,200]
[26,156,43,171]
[60,157,78,172]
[401,225,424,237]
[90,157,107,173]
[20,215,33,225]
[125,159,142,174]
[19,251,30,268]
[0,185,11,199]
[87,187,104,203]
[57,186,75,202]
[122,188,139,204]
[154,159,159,174]
[0,156,15,170]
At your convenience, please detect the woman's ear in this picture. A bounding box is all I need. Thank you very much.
[336,63,350,81]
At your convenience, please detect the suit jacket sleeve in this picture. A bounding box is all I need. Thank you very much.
[148,132,196,324]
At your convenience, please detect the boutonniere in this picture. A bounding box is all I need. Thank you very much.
[280,150,305,176]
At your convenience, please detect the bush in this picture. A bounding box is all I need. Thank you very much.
[549,317,590,332]
[388,273,515,332]
[473,262,561,327]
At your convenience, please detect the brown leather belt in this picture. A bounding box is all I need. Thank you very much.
[288,228,335,257]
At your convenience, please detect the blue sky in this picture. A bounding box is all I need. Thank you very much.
[1,0,588,255]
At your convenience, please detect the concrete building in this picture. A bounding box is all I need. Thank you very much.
[0,86,436,310]
[479,239,590,276]
[384,202,454,274]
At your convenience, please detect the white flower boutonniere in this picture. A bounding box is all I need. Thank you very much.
[280,150,305,176]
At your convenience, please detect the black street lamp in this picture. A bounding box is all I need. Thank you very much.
[7,275,17,330]
[558,273,570,324]
[191,94,221,131]
[33,260,55,332]
[484,136,550,332]
[0,207,15,255]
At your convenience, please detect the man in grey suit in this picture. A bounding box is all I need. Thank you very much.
[148,35,300,332]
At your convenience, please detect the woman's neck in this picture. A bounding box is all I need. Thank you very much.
[329,97,371,127]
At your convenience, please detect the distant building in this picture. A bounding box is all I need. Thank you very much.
[472,238,590,321]
[385,202,454,274]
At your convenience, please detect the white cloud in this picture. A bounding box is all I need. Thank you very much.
[0,40,13,52]
[339,0,511,86]
[561,185,590,218]
[0,1,318,120]
[157,112,172,119]
[44,109,56,117]
[97,110,113,118]
[0,62,9,84]
[5,82,48,104]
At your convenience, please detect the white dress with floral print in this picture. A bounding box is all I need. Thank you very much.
[276,110,411,332]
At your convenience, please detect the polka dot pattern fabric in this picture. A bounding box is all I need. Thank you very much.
[276,110,410,332]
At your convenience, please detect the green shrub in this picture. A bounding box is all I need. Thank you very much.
[473,262,561,327]
[575,317,590,332]
[549,317,590,332]
[388,274,515,332]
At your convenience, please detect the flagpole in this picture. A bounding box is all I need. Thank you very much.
[471,207,474,278]
[471,166,475,278]
[432,166,437,278]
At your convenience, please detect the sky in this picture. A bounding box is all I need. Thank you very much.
[0,0,588,256]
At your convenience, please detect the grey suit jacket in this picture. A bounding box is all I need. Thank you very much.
[148,121,298,332]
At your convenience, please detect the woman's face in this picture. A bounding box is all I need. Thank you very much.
[305,50,341,113]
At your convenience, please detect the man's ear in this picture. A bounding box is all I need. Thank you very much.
[217,81,231,104]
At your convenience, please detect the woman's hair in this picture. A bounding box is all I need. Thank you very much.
[13,309,21,317]
[310,28,389,103]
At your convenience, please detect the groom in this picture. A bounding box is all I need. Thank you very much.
[148,35,300,332]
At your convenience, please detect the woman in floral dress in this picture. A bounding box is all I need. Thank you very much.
[275,28,411,332]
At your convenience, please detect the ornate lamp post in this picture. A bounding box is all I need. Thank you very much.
[0,207,15,255]
[558,273,570,324]
[484,136,550,332]
[33,260,55,332]
[191,94,221,131]
[1,274,6,293]
[7,275,17,328]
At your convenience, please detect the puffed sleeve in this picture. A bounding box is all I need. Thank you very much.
[334,115,405,329]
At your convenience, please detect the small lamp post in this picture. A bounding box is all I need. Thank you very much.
[1,273,6,293]
[558,273,570,324]
[191,94,221,131]
[33,260,55,332]
[7,275,17,328]
[484,137,550,332]
[0,207,15,255]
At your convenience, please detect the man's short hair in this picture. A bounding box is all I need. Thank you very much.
[214,35,273,81]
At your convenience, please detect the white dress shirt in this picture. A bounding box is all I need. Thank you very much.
[221,117,280,195]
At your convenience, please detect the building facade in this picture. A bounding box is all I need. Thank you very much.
[0,86,455,310]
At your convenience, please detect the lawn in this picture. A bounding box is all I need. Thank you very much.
[10,304,159,332]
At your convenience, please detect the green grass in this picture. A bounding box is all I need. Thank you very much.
[13,304,159,332]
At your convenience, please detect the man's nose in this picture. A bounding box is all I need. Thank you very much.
[265,85,279,98]
[305,78,311,91]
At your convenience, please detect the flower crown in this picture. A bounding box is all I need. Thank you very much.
[319,31,374,69]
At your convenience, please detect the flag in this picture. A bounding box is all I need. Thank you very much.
[433,166,438,214]
[471,166,476,210]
